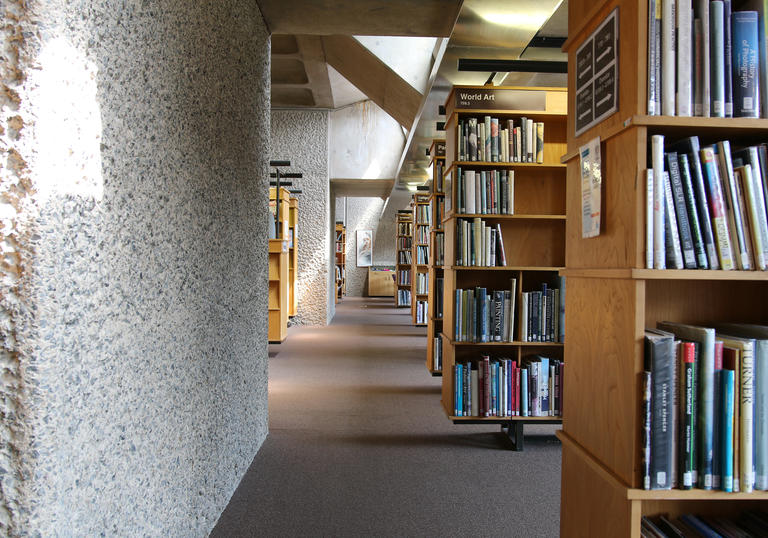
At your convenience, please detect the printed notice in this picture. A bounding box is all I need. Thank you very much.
[575,8,619,137]
[580,137,602,238]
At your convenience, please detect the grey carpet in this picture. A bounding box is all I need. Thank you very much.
[211,297,561,537]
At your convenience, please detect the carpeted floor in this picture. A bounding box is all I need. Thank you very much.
[211,297,561,537]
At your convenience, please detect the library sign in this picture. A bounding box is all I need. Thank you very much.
[454,88,547,111]
[434,142,445,158]
[575,8,619,137]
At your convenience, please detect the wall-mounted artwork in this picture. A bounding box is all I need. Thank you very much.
[356,230,373,267]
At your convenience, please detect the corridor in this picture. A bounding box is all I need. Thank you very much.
[212,298,561,537]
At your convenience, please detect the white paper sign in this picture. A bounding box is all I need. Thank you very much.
[580,137,602,238]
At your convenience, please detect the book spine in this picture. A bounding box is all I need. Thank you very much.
[647,169,655,268]
[721,368,735,491]
[724,0,733,117]
[536,122,544,163]
[667,152,698,267]
[681,342,696,489]
[649,0,660,114]
[678,153,709,267]
[677,0,694,116]
[700,146,736,269]
[696,0,711,116]
[732,11,760,118]
[685,142,719,268]
[643,370,653,489]
[757,340,768,490]
[742,164,768,269]
[711,1,726,117]
[491,118,499,162]
[662,0,677,115]
[652,135,667,268]
[741,343,755,493]
[521,368,528,416]
[717,140,751,269]
[663,171,685,268]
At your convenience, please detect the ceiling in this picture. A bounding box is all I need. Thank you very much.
[262,0,569,193]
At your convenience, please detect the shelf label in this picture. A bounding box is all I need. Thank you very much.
[434,142,446,157]
[580,136,602,238]
[454,88,546,111]
[575,7,619,137]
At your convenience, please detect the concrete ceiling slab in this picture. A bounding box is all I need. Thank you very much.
[331,178,395,199]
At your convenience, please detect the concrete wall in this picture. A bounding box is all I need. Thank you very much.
[340,197,385,296]
[271,110,331,325]
[1,1,270,535]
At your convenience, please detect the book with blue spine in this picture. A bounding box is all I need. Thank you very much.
[521,368,529,417]
[455,363,463,416]
[720,368,735,492]
[724,0,734,117]
[732,10,760,118]
[539,356,550,415]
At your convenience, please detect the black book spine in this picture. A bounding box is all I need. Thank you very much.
[666,152,698,268]
[645,332,675,489]
[678,153,709,268]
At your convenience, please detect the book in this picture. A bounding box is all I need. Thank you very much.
[649,0,663,115]
[695,0,712,116]
[535,122,544,163]
[720,367,735,491]
[736,164,768,269]
[645,328,676,489]
[700,145,736,269]
[658,321,716,489]
[642,370,653,489]
[711,1,726,117]
[663,171,685,268]
[667,136,719,268]
[677,153,709,267]
[724,0,734,117]
[732,10,761,118]
[679,341,697,489]
[652,135,667,268]
[666,152,698,267]
[716,140,752,269]
[745,0,768,118]
[646,169,655,268]
[662,0,677,115]
[677,0,694,116]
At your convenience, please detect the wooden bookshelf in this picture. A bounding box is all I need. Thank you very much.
[288,196,298,317]
[560,1,768,535]
[440,85,567,450]
[395,211,413,308]
[412,190,430,326]
[426,139,446,376]
[269,187,291,343]
[334,223,346,303]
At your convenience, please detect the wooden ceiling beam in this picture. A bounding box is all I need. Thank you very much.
[322,35,422,129]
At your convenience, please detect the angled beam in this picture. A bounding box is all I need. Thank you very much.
[294,35,334,109]
[322,35,421,129]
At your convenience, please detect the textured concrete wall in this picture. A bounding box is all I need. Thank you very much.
[271,110,331,325]
[1,1,270,535]
[375,188,414,267]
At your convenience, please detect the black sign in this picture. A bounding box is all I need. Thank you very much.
[454,88,547,111]
[575,8,619,137]
[435,142,446,157]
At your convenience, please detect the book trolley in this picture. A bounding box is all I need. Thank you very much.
[440,85,568,450]
[426,140,446,375]
[559,0,768,535]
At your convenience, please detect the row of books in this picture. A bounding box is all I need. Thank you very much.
[431,196,445,227]
[433,232,445,266]
[415,272,428,294]
[641,510,768,537]
[455,217,508,267]
[647,0,764,118]
[416,225,429,245]
[397,222,413,236]
[415,204,431,225]
[453,355,564,417]
[414,300,427,324]
[643,322,767,492]
[434,277,444,319]
[396,237,412,249]
[454,281,517,343]
[398,251,412,265]
[397,270,410,286]
[520,283,566,343]
[457,116,545,163]
[454,168,515,215]
[648,135,768,270]
[396,289,411,307]
[433,337,443,372]
[433,160,445,193]
[416,245,428,265]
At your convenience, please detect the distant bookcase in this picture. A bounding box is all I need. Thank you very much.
[395,211,413,308]
[427,140,446,376]
[269,187,291,343]
[440,85,567,450]
[559,1,768,536]
[412,189,431,326]
[288,196,298,317]
[335,223,346,303]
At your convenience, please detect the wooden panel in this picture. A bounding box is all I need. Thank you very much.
[560,435,635,538]
[513,168,566,215]
[368,269,395,297]
[440,332,455,416]
[563,277,643,485]
[565,128,644,269]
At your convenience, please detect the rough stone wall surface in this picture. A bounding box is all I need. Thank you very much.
[271,110,330,326]
[1,1,270,535]
[342,197,385,296]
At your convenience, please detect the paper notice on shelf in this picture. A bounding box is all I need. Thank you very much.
[580,137,602,238]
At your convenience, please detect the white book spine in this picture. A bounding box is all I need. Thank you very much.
[677,0,693,116]
[662,0,677,115]
[649,0,659,115]
[698,0,711,116]
[663,171,684,268]
[508,170,515,215]
[521,293,529,342]
[652,135,667,268]
[710,1,726,117]
[647,168,655,268]
[745,164,768,269]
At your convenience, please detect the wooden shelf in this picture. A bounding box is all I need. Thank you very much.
[441,333,564,347]
[449,265,564,272]
[445,213,566,221]
[560,268,768,281]
[450,415,562,422]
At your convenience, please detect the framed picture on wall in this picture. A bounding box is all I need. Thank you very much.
[356,230,373,267]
